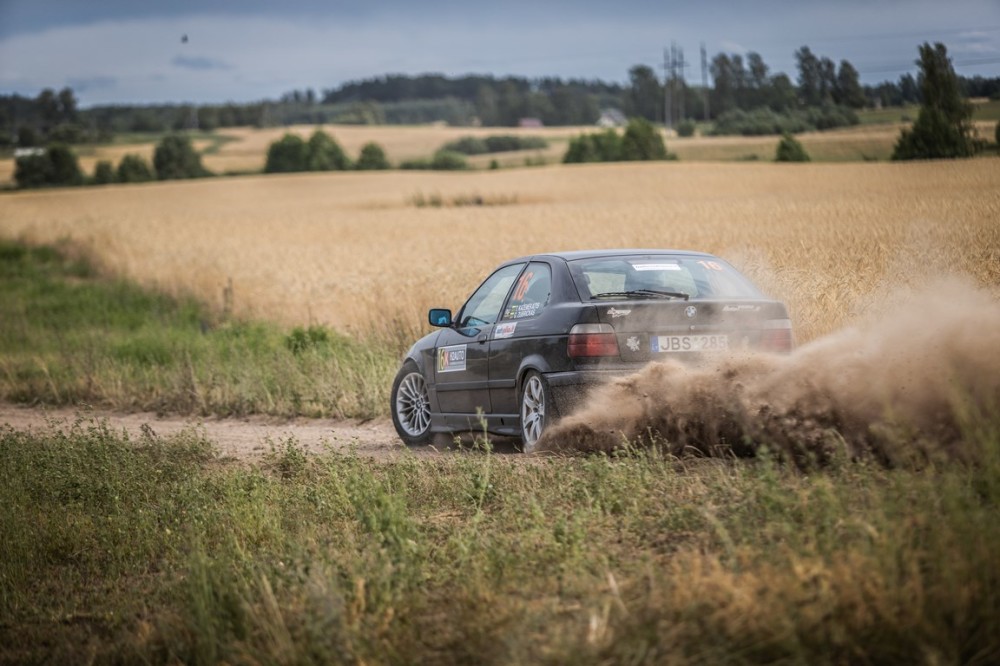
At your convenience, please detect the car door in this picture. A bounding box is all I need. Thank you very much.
[434,262,526,415]
[488,261,553,415]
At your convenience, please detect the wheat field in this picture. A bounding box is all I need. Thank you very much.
[1,159,998,343]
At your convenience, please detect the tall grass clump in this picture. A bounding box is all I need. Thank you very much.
[0,239,397,418]
[2,415,999,663]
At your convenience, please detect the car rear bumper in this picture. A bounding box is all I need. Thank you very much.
[545,367,637,416]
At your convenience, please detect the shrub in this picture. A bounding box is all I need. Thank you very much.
[14,144,83,188]
[564,130,621,163]
[356,142,391,170]
[306,130,351,171]
[265,133,308,173]
[92,160,115,185]
[484,135,547,152]
[13,154,51,188]
[621,117,668,160]
[676,119,697,137]
[153,135,209,179]
[116,154,155,183]
[775,133,811,162]
[442,135,548,155]
[441,136,488,155]
[399,158,432,170]
[430,151,468,170]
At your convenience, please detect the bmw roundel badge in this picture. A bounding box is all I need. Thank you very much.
[685,305,697,318]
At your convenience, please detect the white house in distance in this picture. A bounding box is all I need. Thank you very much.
[597,109,626,127]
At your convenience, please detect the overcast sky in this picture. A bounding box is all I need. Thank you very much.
[2,0,999,107]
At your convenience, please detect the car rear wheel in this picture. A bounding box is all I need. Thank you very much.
[520,371,556,453]
[391,361,433,446]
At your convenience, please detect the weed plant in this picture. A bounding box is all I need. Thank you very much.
[1,416,998,663]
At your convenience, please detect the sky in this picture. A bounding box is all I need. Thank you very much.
[1,0,999,107]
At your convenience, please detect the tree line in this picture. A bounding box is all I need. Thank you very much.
[5,42,998,145]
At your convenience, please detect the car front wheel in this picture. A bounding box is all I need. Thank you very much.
[520,371,556,453]
[391,361,433,446]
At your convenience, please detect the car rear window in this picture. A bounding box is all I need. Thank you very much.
[568,255,763,300]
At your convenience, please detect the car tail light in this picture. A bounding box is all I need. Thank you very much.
[568,323,620,358]
[759,319,795,352]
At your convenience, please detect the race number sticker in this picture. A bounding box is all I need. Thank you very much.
[437,344,467,372]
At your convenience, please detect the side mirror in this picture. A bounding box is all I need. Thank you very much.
[428,308,453,327]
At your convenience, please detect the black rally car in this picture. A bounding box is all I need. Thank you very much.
[390,250,793,451]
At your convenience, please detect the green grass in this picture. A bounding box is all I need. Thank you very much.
[1,418,998,664]
[0,240,400,418]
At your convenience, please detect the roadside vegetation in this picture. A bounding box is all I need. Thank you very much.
[2,410,998,664]
[0,240,398,418]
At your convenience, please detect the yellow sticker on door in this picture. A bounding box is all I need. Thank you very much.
[437,344,467,372]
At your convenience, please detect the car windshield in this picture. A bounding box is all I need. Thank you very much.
[568,255,763,300]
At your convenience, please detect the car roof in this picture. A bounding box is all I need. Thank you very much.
[503,249,717,264]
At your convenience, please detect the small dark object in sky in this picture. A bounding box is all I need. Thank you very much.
[181,34,188,43]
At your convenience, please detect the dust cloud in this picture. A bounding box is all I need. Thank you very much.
[537,279,1000,467]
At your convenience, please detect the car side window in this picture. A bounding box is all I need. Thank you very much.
[459,263,526,327]
[502,262,551,320]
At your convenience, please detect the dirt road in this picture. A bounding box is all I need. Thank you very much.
[0,402,410,460]
[0,403,525,460]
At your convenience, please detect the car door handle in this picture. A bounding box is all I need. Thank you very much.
[478,333,489,344]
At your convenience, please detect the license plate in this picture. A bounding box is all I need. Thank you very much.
[651,334,729,353]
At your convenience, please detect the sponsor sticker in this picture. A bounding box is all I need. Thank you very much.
[437,344,467,373]
[631,262,681,271]
[722,304,760,312]
[505,302,541,319]
[494,322,517,339]
[626,336,641,352]
[607,307,632,319]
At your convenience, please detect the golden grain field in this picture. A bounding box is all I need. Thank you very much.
[1,159,998,343]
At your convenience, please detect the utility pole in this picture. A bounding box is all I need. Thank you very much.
[663,47,672,129]
[676,44,685,123]
[701,42,710,121]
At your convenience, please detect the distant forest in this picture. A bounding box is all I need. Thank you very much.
[3,45,1000,145]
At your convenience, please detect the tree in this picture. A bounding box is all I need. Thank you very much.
[620,117,668,160]
[710,54,738,116]
[116,154,155,182]
[625,65,662,122]
[356,142,391,170]
[892,43,976,160]
[306,130,350,170]
[795,46,823,106]
[153,134,208,179]
[775,133,810,161]
[835,61,867,109]
[265,133,308,172]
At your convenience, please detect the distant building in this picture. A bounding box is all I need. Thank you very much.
[597,109,627,128]
[14,148,44,158]
[518,117,543,128]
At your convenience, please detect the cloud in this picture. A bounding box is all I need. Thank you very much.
[171,55,232,71]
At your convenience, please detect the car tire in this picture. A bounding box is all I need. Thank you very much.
[520,371,557,453]
[391,360,433,446]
